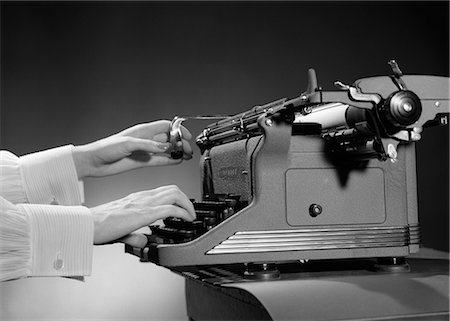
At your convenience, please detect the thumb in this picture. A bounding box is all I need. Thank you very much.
[118,233,149,248]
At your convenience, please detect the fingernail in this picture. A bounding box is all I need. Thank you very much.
[157,143,170,151]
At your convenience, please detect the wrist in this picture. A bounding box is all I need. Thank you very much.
[90,202,143,245]
[72,145,92,179]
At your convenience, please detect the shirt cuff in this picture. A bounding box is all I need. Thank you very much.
[18,204,93,278]
[19,145,83,205]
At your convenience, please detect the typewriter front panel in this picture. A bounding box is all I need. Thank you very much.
[286,134,416,229]
[285,167,387,226]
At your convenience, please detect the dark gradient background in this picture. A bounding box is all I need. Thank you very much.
[1,1,449,320]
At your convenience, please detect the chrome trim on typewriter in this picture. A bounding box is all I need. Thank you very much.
[207,225,420,255]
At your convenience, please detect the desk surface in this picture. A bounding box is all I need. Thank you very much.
[185,250,449,321]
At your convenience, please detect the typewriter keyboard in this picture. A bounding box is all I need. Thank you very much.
[148,194,246,244]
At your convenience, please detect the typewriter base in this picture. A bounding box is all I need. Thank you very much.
[184,256,449,321]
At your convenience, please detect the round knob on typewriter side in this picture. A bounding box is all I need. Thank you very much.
[381,90,422,132]
[309,204,323,217]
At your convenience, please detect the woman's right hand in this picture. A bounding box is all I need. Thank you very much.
[73,120,193,179]
[90,185,195,247]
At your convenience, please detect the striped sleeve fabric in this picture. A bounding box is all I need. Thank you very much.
[17,203,93,278]
[0,197,31,281]
[0,146,93,281]
[18,145,83,205]
[0,151,28,204]
[0,197,93,281]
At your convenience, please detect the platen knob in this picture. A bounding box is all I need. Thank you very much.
[382,90,422,130]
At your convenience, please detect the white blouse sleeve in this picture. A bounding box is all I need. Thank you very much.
[0,147,93,281]
[0,150,28,203]
[0,145,83,206]
[0,197,93,281]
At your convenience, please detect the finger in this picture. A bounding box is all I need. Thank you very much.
[118,121,193,142]
[138,154,183,166]
[147,185,182,194]
[179,125,192,140]
[128,185,181,198]
[150,152,192,163]
[154,124,192,143]
[134,185,191,200]
[153,132,169,143]
[149,205,195,222]
[172,140,193,160]
[123,137,170,154]
[118,120,171,139]
[153,187,196,219]
[118,233,148,248]
[180,139,193,159]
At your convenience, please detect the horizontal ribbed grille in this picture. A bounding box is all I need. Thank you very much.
[207,225,420,255]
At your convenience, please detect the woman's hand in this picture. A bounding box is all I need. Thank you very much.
[73,120,193,178]
[90,185,196,247]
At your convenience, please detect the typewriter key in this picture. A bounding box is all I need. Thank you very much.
[203,217,217,230]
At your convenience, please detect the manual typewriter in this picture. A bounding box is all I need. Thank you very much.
[126,61,449,276]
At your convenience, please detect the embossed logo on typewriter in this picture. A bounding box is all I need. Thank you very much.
[218,167,246,180]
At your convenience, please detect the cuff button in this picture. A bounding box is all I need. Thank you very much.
[53,258,64,270]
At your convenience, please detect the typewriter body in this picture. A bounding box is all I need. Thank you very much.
[126,61,449,273]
